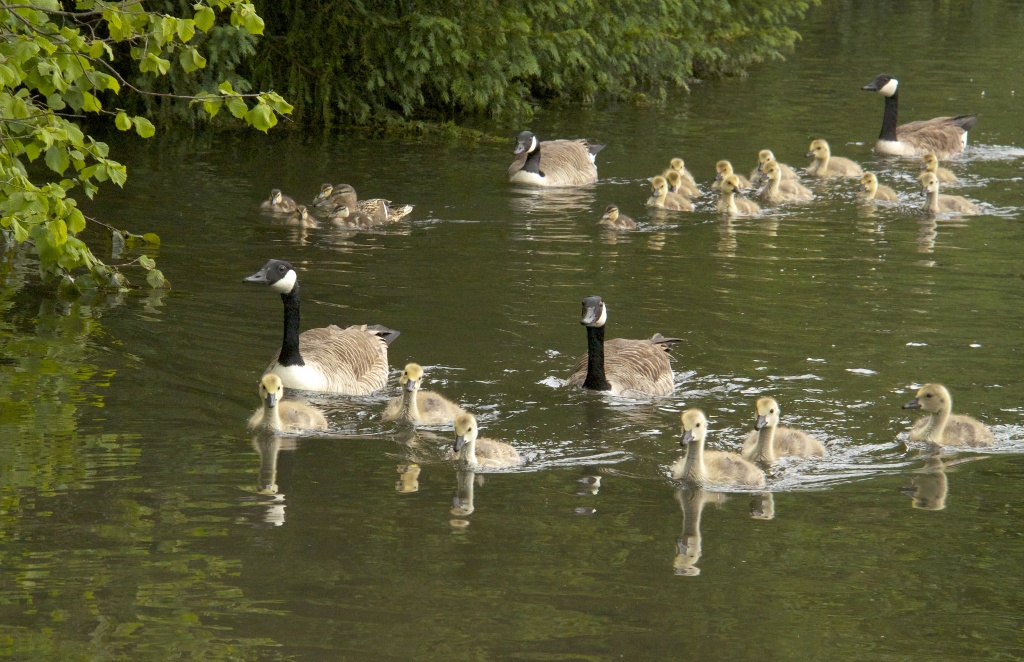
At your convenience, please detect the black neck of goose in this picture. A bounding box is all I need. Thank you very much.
[583,325,611,391]
[879,90,899,141]
[522,144,542,174]
[278,285,304,367]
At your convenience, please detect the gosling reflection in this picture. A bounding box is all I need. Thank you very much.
[577,475,601,496]
[250,436,296,527]
[902,453,986,511]
[749,492,775,520]
[917,216,937,254]
[451,468,476,518]
[717,217,737,257]
[396,463,421,493]
[673,486,728,576]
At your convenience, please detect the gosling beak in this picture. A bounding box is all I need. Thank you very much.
[714,172,723,181]
[680,429,694,446]
[754,414,767,431]
[805,150,815,158]
[454,435,466,452]
[404,379,417,392]
[903,397,922,410]
[244,265,270,284]
[264,391,277,409]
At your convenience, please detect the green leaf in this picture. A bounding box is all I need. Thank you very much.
[45,146,70,174]
[246,102,276,132]
[217,81,235,95]
[115,111,131,131]
[226,96,247,119]
[24,141,42,162]
[142,233,161,245]
[10,219,28,243]
[194,6,216,32]
[202,96,222,118]
[106,163,128,187]
[47,93,66,110]
[82,91,102,113]
[139,254,156,270]
[132,117,156,138]
[146,268,169,289]
[67,208,86,234]
[177,19,196,43]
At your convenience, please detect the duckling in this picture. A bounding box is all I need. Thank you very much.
[244,259,400,395]
[863,74,977,159]
[260,189,298,214]
[565,295,678,397]
[716,174,760,215]
[647,176,693,211]
[751,149,799,183]
[508,130,604,187]
[806,139,863,178]
[248,374,329,433]
[598,204,637,230]
[283,205,320,228]
[383,363,466,425]
[665,169,701,199]
[313,183,413,222]
[920,152,958,184]
[712,160,752,191]
[741,397,825,464]
[920,172,979,214]
[903,383,993,447]
[663,157,699,189]
[671,409,766,488]
[329,204,380,229]
[453,413,523,469]
[756,161,814,204]
[858,172,899,202]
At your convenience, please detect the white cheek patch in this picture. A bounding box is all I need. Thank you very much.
[595,304,608,326]
[270,269,297,294]
[529,135,538,153]
[879,78,899,97]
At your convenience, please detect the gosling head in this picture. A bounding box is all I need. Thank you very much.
[244,259,297,294]
[903,383,951,414]
[669,157,685,172]
[513,130,539,155]
[806,139,831,160]
[715,160,734,180]
[453,412,479,453]
[399,363,424,392]
[754,397,780,430]
[860,172,879,193]
[920,152,940,172]
[863,73,899,98]
[757,149,777,169]
[259,373,285,409]
[580,295,607,327]
[270,188,283,204]
[600,204,619,222]
[665,170,683,191]
[651,175,669,197]
[919,171,940,196]
[679,409,708,447]
[720,174,742,194]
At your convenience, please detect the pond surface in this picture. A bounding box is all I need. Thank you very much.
[4,1,1024,659]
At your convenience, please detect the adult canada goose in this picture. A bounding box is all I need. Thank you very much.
[712,160,752,191]
[756,161,814,204]
[598,204,637,230]
[284,205,320,228]
[716,174,761,215]
[806,139,863,178]
[664,157,699,189]
[858,172,899,202]
[507,130,604,187]
[903,383,993,447]
[313,183,414,223]
[920,152,958,184]
[671,409,766,488]
[244,259,400,395]
[741,397,825,465]
[383,363,466,425]
[453,413,523,470]
[565,295,678,397]
[248,374,329,433]
[751,150,798,182]
[920,172,979,214]
[647,176,693,211]
[862,74,977,159]
[260,189,297,214]
[666,170,701,199]
[328,204,380,229]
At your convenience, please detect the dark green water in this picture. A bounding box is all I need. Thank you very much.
[4,1,1024,659]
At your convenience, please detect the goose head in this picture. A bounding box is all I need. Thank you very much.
[399,363,424,392]
[665,170,683,191]
[754,397,780,430]
[245,259,297,294]
[919,172,940,196]
[679,409,708,447]
[600,204,620,223]
[259,373,285,409]
[920,152,940,173]
[513,130,539,155]
[651,175,669,198]
[860,172,879,194]
[580,295,607,328]
[903,383,951,414]
[453,412,479,453]
[269,189,283,204]
[669,157,685,173]
[720,174,742,194]
[863,73,898,98]
[806,139,831,160]
[715,160,734,181]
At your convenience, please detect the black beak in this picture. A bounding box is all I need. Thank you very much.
[404,380,417,392]
[862,80,879,91]
[244,264,271,284]
[513,142,527,155]
[903,397,922,410]
[581,305,600,325]
[754,415,767,431]
[265,391,277,408]
[454,435,466,452]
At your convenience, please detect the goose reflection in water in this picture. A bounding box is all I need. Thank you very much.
[250,436,295,527]
[902,453,987,512]
[507,185,596,217]
[673,486,729,577]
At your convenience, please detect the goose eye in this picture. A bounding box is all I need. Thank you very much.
[770,409,775,414]
[695,423,701,428]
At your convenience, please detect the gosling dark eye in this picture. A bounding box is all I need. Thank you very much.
[770,409,775,414]
[695,423,701,428]
[925,394,932,398]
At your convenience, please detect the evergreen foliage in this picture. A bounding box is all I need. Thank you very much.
[246,0,818,126]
